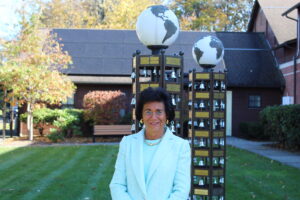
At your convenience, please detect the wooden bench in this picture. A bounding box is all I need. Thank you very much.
[93,125,131,142]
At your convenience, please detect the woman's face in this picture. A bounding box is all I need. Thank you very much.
[142,101,167,133]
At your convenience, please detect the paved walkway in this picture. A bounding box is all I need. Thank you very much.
[227,136,300,169]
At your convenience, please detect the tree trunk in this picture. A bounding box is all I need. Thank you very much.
[10,104,14,137]
[2,89,7,140]
[27,103,34,141]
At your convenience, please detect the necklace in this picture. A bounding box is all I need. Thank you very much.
[144,138,162,146]
[144,127,166,146]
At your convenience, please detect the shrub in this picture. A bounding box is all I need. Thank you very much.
[53,109,83,137]
[239,121,266,140]
[20,108,58,136]
[20,108,84,138]
[83,90,126,125]
[47,128,64,143]
[260,104,300,150]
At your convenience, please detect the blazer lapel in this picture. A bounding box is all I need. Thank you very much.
[146,128,173,185]
[131,130,147,197]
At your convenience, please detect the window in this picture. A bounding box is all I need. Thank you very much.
[248,95,261,108]
[62,94,75,108]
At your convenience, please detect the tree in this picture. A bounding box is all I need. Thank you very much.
[169,0,254,31]
[0,11,75,141]
[38,0,162,29]
[99,0,162,29]
[39,0,105,28]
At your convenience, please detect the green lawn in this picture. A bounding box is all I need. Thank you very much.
[0,145,299,200]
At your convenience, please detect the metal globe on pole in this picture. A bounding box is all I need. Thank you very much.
[189,35,227,200]
[131,5,184,137]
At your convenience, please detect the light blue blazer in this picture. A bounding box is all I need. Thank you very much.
[110,128,191,200]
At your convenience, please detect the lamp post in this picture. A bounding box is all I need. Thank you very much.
[189,35,227,200]
[131,5,184,137]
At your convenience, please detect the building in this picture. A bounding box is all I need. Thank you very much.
[248,0,300,104]
[54,29,283,137]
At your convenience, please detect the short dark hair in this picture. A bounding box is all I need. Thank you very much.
[135,87,175,122]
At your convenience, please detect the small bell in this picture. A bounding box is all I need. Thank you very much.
[221,81,226,90]
[219,177,224,184]
[153,67,157,75]
[199,119,205,128]
[188,101,192,107]
[194,83,198,90]
[213,177,218,184]
[165,72,169,80]
[130,96,136,105]
[220,157,225,165]
[194,102,198,109]
[131,123,135,131]
[171,95,176,106]
[220,138,225,146]
[199,81,205,90]
[220,119,225,128]
[188,120,192,125]
[214,100,219,110]
[213,157,218,165]
[214,80,219,89]
[142,67,147,77]
[220,100,225,110]
[131,71,136,79]
[177,69,181,78]
[213,119,218,129]
[188,82,192,88]
[213,138,219,145]
[170,121,176,133]
[171,68,176,79]
[199,138,205,147]
[199,178,205,186]
[193,120,198,127]
[199,158,205,166]
[199,100,205,109]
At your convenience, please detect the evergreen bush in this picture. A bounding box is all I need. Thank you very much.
[260,105,300,149]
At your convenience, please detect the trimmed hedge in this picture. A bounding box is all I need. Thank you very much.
[260,104,300,150]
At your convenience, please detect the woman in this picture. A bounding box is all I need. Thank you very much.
[110,87,191,200]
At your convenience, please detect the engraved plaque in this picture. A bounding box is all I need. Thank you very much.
[194,169,209,176]
[195,131,210,137]
[195,150,209,157]
[150,56,159,64]
[194,189,209,196]
[196,92,210,99]
[166,84,180,92]
[196,73,210,80]
[140,56,149,65]
[166,56,180,66]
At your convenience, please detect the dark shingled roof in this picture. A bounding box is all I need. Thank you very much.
[53,29,284,88]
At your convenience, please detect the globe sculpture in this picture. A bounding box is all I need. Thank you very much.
[136,5,179,54]
[192,35,224,71]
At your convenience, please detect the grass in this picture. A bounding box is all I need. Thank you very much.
[0,145,300,200]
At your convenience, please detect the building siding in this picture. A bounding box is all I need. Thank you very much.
[231,87,282,137]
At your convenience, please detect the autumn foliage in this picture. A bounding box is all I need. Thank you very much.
[83,90,126,125]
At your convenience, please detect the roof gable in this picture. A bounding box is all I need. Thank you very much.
[248,0,298,45]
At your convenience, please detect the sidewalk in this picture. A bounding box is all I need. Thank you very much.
[227,136,300,169]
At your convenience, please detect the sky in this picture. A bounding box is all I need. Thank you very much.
[0,0,22,39]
